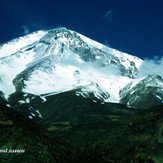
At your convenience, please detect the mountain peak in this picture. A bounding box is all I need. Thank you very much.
[0,28,162,121]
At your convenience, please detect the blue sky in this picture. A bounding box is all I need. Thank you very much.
[0,0,163,59]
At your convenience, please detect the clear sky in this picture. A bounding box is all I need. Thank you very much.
[0,0,163,59]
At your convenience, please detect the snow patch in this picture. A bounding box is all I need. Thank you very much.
[0,31,47,58]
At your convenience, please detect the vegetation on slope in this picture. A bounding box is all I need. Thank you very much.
[0,101,163,162]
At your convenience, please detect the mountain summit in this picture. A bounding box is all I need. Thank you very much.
[0,28,162,122]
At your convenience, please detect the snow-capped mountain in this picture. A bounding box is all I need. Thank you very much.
[0,27,162,122]
[120,75,163,108]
